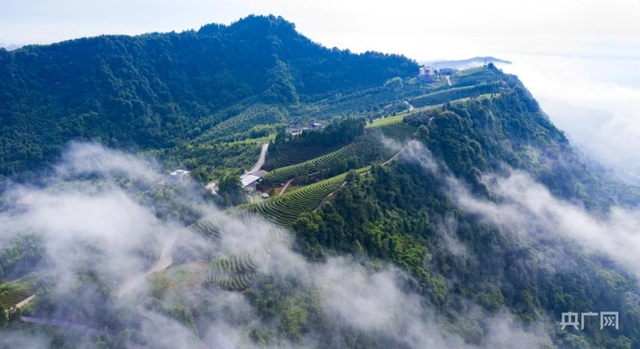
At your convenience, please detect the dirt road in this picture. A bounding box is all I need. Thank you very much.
[314,182,346,211]
[117,231,179,298]
[280,179,294,195]
[16,295,35,309]
[404,101,415,112]
[21,316,102,336]
[382,149,404,166]
[248,143,269,174]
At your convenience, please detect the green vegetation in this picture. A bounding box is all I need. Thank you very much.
[451,65,503,86]
[263,144,345,170]
[210,252,260,274]
[0,287,32,311]
[409,83,502,108]
[182,212,231,242]
[264,117,366,170]
[0,234,44,280]
[3,13,640,348]
[206,252,260,291]
[262,142,361,186]
[142,141,261,174]
[262,134,391,187]
[0,15,418,177]
[246,168,370,226]
[262,119,415,187]
[217,172,246,206]
[366,114,404,128]
[289,80,640,346]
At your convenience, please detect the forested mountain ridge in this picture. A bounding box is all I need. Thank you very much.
[0,14,417,177]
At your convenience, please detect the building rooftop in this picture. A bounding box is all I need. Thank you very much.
[253,170,268,178]
[240,174,261,188]
[170,170,190,176]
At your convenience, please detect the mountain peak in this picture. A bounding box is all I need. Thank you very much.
[198,14,297,38]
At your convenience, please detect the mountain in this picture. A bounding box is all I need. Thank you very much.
[425,56,512,70]
[0,44,21,51]
[2,16,640,349]
[0,14,417,177]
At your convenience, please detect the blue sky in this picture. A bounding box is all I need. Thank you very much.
[3,0,640,181]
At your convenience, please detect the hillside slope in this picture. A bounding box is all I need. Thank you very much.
[0,14,417,176]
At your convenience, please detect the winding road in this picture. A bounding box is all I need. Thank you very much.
[117,231,179,298]
[248,143,269,175]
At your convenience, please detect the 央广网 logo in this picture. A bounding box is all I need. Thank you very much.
[560,311,618,330]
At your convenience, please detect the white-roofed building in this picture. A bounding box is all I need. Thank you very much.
[169,169,190,183]
[239,169,268,194]
[240,174,261,188]
[239,171,268,194]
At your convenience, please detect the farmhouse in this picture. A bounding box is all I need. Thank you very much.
[169,170,190,183]
[419,66,435,83]
[286,121,326,135]
[240,170,267,193]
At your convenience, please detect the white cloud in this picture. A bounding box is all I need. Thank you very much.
[0,142,557,348]
[402,140,640,282]
[502,55,640,183]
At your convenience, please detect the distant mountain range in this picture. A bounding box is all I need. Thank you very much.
[423,56,512,70]
[0,43,21,51]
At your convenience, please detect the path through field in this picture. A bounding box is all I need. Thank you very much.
[314,182,346,211]
[279,178,294,195]
[382,149,404,166]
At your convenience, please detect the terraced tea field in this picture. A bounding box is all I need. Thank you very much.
[211,252,260,274]
[262,142,358,186]
[185,212,233,241]
[262,123,416,187]
[375,123,417,142]
[409,83,502,108]
[246,167,370,226]
[366,114,404,128]
[263,144,345,170]
[182,211,293,291]
[206,252,260,291]
[0,290,32,310]
[207,273,257,291]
